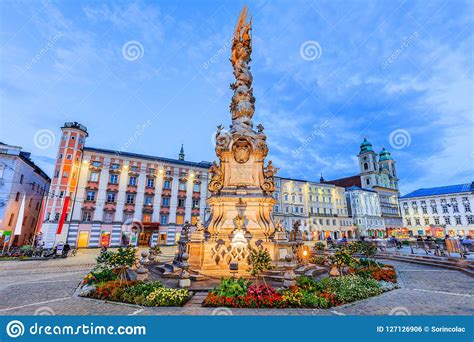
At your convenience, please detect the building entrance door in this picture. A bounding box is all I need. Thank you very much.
[139,232,151,246]
[77,231,89,248]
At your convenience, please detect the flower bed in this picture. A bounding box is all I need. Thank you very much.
[79,246,190,307]
[203,272,396,309]
[81,280,190,307]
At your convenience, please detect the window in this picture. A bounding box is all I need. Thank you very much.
[406,218,411,226]
[86,191,96,201]
[104,211,114,223]
[464,203,471,212]
[160,214,169,225]
[89,172,99,182]
[129,176,137,186]
[467,216,474,224]
[442,206,448,214]
[71,135,75,140]
[274,205,279,213]
[126,194,135,204]
[164,180,171,189]
[109,174,119,184]
[59,190,64,198]
[8,213,14,226]
[455,216,462,225]
[179,182,186,191]
[162,197,170,206]
[107,192,116,203]
[144,195,153,206]
[422,207,427,214]
[147,178,155,188]
[284,194,288,201]
[193,183,200,192]
[192,199,199,208]
[434,217,440,225]
[404,208,409,215]
[82,211,93,222]
[366,179,370,185]
[413,207,418,214]
[111,163,120,170]
[92,161,101,167]
[431,206,438,214]
[15,192,20,201]
[424,218,429,225]
[63,171,68,178]
[415,218,420,225]
[444,216,451,225]
[20,174,24,184]
[143,213,152,223]
[67,154,72,160]
[176,215,184,225]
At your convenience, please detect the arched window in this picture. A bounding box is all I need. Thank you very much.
[364,162,368,170]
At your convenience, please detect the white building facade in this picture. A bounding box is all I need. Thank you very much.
[0,143,50,247]
[346,186,384,237]
[273,177,354,240]
[399,183,474,238]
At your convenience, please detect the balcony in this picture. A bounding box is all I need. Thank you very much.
[127,185,138,193]
[86,181,99,190]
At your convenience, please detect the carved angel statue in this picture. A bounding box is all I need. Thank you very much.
[292,220,301,233]
[256,124,264,133]
[195,217,205,232]
[264,161,279,179]
[210,161,222,181]
[275,219,284,232]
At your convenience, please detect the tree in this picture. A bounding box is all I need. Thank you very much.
[96,246,137,282]
[247,247,273,286]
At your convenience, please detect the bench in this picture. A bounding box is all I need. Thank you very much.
[409,241,437,255]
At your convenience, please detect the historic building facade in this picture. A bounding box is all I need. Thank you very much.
[399,183,474,238]
[326,138,403,235]
[40,122,211,248]
[273,176,354,240]
[0,142,50,247]
[345,186,384,237]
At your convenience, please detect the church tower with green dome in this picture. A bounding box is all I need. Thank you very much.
[358,138,378,188]
[378,147,398,190]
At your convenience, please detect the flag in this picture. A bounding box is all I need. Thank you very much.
[56,196,70,235]
[13,193,25,236]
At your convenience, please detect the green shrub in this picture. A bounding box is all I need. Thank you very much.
[322,275,383,303]
[212,278,251,298]
[122,281,163,305]
[296,276,324,292]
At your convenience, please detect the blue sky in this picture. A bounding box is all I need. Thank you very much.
[1,0,473,195]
